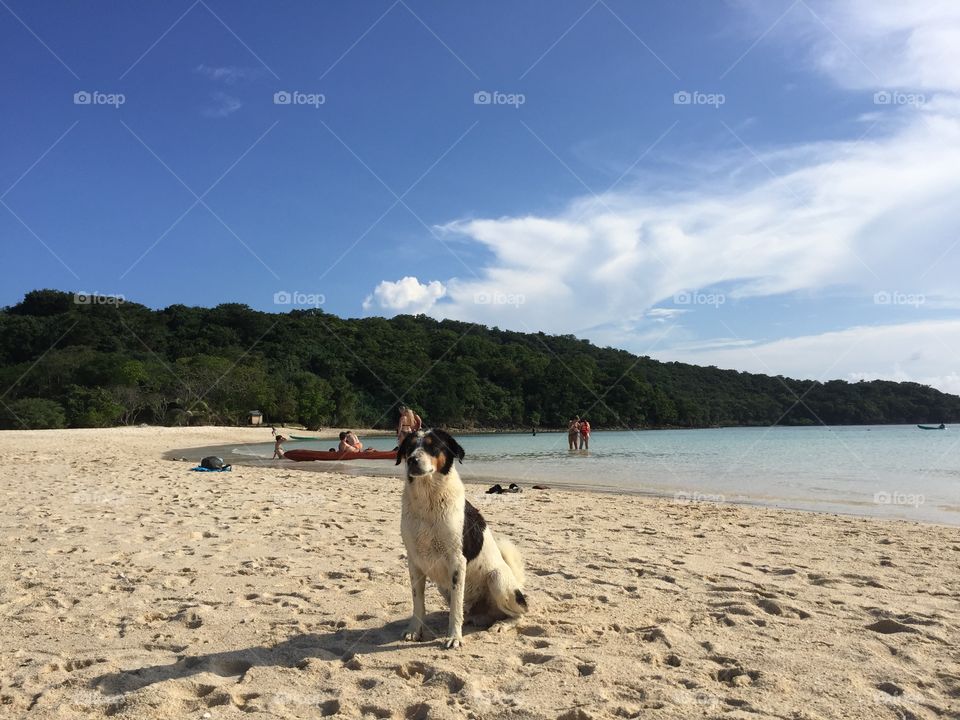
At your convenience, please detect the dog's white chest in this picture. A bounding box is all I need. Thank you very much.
[401,490,463,587]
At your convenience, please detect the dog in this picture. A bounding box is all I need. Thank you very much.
[396,429,528,649]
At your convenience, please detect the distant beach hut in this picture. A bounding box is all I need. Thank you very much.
[247,410,263,426]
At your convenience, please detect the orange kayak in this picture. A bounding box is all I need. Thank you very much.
[284,449,397,462]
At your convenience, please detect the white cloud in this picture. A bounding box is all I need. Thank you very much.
[194,64,262,84]
[647,308,689,320]
[202,91,242,118]
[797,0,960,92]
[434,106,960,337]
[363,276,446,314]
[659,319,960,396]
[363,1,960,393]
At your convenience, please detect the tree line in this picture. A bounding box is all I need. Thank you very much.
[1,289,958,430]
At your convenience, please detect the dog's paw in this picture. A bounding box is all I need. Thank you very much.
[442,636,463,650]
[490,617,519,634]
[402,628,423,642]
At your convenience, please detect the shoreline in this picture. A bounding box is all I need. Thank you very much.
[174,436,960,530]
[3,426,959,719]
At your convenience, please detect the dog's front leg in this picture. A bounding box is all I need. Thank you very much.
[403,563,426,641]
[443,557,467,649]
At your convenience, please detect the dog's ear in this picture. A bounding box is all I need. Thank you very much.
[433,429,465,464]
[395,432,416,465]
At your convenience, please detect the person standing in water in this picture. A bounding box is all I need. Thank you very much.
[579,419,591,450]
[397,405,422,447]
[567,416,581,450]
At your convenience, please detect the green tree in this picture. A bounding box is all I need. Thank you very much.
[296,373,335,429]
[0,398,66,429]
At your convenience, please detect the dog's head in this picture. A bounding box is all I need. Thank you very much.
[396,429,465,479]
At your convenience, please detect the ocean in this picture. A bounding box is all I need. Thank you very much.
[221,425,960,525]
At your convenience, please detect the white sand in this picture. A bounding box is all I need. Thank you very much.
[1,426,958,719]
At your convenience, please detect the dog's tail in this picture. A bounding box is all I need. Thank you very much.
[497,538,525,587]
[490,538,529,617]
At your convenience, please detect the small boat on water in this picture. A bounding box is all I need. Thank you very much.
[917,424,946,430]
[284,448,397,462]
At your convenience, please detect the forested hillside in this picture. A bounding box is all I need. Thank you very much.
[1,289,957,430]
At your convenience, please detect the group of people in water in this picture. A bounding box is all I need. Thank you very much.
[272,406,591,457]
[567,415,591,450]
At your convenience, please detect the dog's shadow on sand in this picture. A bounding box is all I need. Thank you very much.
[91,612,471,695]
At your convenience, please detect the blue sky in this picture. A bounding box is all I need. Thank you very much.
[3,1,960,393]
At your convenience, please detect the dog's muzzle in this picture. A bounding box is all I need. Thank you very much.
[406,456,431,479]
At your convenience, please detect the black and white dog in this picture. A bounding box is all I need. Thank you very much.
[397,429,528,649]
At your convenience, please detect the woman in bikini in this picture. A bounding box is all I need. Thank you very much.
[579,419,591,450]
[396,405,422,446]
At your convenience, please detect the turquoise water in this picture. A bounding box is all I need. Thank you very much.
[224,426,960,525]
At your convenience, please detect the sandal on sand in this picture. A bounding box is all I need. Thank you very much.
[486,484,505,494]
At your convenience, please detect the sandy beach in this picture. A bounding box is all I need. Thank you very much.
[1,426,958,720]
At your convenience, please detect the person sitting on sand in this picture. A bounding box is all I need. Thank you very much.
[568,416,581,450]
[397,405,422,446]
[272,434,287,459]
[579,419,591,450]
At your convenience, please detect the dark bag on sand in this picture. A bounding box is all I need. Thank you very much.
[200,455,226,470]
